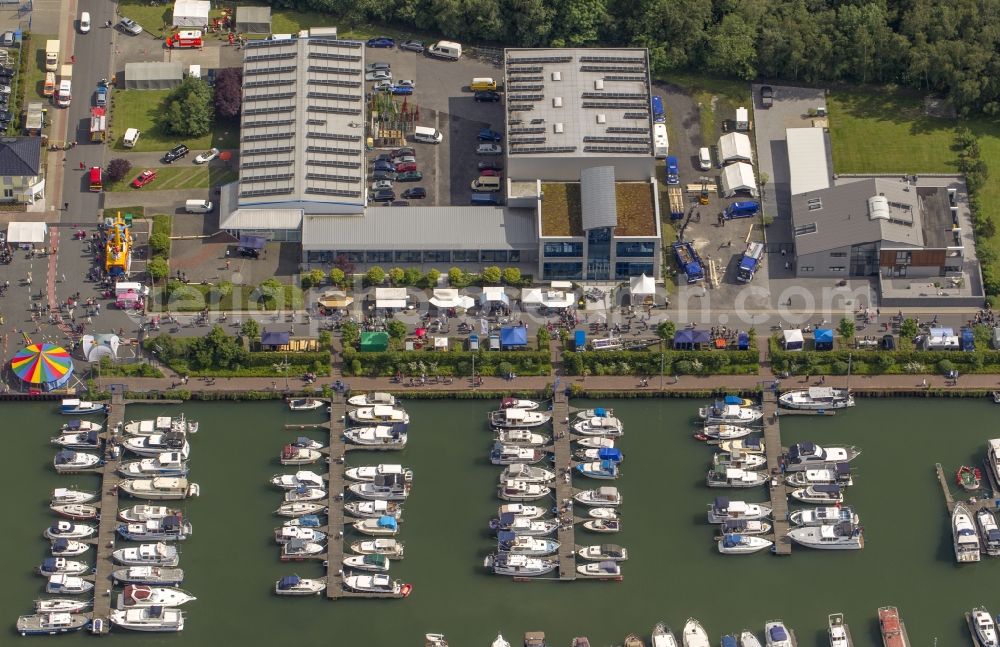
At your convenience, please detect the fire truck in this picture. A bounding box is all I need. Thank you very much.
[166,30,203,49]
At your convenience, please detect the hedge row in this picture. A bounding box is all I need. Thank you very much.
[562,350,760,376]
[768,336,1000,375]
[341,347,551,377]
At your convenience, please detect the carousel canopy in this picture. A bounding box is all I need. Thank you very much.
[10,342,74,390]
[317,291,354,308]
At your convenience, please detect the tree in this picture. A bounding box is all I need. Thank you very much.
[329,268,346,287]
[403,267,421,286]
[448,267,469,287]
[706,13,759,79]
[148,257,169,283]
[900,318,919,340]
[164,76,214,137]
[213,68,243,120]
[318,330,332,349]
[388,267,405,285]
[425,268,441,286]
[481,266,502,284]
[366,266,386,286]
[387,319,408,340]
[239,319,260,341]
[341,321,360,347]
[656,320,676,342]
[837,317,856,342]
[300,269,325,289]
[148,232,171,257]
[106,158,132,183]
[502,267,522,285]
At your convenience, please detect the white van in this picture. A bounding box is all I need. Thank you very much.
[698,147,712,170]
[114,281,149,297]
[123,128,141,148]
[185,199,213,213]
[413,126,443,144]
[470,176,501,192]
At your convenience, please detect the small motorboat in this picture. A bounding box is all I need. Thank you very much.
[51,487,97,505]
[718,534,773,554]
[45,574,94,595]
[60,419,102,433]
[490,513,559,536]
[827,613,852,647]
[117,514,192,541]
[489,407,551,429]
[712,450,767,471]
[970,607,999,647]
[588,508,619,522]
[38,558,89,576]
[498,479,551,501]
[783,442,861,471]
[784,463,853,487]
[778,387,854,410]
[280,444,323,465]
[787,522,864,550]
[484,552,557,576]
[275,502,327,517]
[34,599,91,613]
[958,465,983,491]
[954,502,982,563]
[272,470,325,489]
[50,538,90,557]
[764,621,793,647]
[576,560,621,578]
[289,436,325,451]
[353,515,400,536]
[280,538,325,561]
[497,531,559,556]
[122,432,190,459]
[118,452,189,477]
[491,442,547,465]
[740,631,763,647]
[425,633,448,647]
[577,543,628,561]
[109,606,184,632]
[720,437,765,455]
[50,503,99,520]
[60,398,105,415]
[699,399,763,424]
[496,429,550,447]
[288,398,325,411]
[16,613,88,636]
[350,538,405,560]
[113,542,179,567]
[575,436,616,449]
[53,450,101,473]
[284,485,327,502]
[117,584,196,608]
[51,430,101,450]
[44,521,96,540]
[652,623,678,647]
[118,477,199,500]
[698,425,756,442]
[788,484,843,505]
[343,553,390,572]
[282,514,324,528]
[575,486,622,507]
[492,633,513,647]
[349,405,410,426]
[345,464,413,483]
[498,503,548,520]
[343,573,409,596]
[717,519,772,536]
[344,425,408,447]
[501,397,541,411]
[788,506,858,526]
[576,460,620,479]
[682,618,711,647]
[576,406,614,420]
[583,518,621,533]
[348,392,397,408]
[118,505,181,523]
[345,499,403,520]
[623,634,644,647]
[501,463,556,484]
[978,509,1000,556]
[275,574,326,596]
[348,473,410,500]
[572,416,624,437]
[706,467,768,488]
[112,566,185,586]
[576,447,624,462]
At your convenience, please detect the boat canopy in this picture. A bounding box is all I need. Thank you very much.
[598,448,623,462]
[788,442,822,460]
[723,395,744,405]
[597,561,617,572]
[377,516,398,530]
[54,450,77,464]
[66,419,84,430]
[41,558,58,570]
[722,636,738,647]
[835,463,851,476]
[813,484,841,493]
[713,496,730,510]
[497,531,516,544]
[989,529,1000,542]
[600,544,623,556]
[594,407,608,417]
[85,430,99,443]
[161,515,183,531]
[599,460,617,472]
[278,575,301,589]
[597,486,618,497]
[769,626,788,641]
[286,539,308,550]
[722,519,749,531]
[722,534,744,547]
[294,437,314,447]
[52,538,69,551]
[364,554,388,566]
[498,512,516,525]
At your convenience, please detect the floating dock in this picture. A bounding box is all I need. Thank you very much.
[552,390,576,581]
[762,389,791,555]
[325,398,347,600]
[89,389,126,633]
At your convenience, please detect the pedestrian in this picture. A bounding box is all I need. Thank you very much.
[61,273,66,283]
[63,202,68,210]
[225,260,231,270]
[79,162,84,170]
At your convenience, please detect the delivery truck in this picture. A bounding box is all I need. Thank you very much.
[45,40,59,72]
[673,241,705,283]
[667,186,685,220]
[736,241,765,283]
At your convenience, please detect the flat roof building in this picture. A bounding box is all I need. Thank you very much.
[786,127,832,195]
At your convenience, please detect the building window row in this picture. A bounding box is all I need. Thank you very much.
[615,242,655,257]
[310,250,522,264]
[615,262,654,279]
[543,242,583,258]
[543,262,583,280]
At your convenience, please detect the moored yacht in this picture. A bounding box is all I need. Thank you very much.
[707,498,772,523]
[349,405,410,426]
[572,415,624,437]
[50,503,99,521]
[345,499,403,520]
[60,398,105,415]
[501,397,541,410]
[878,606,909,647]
[787,522,864,550]
[60,419,102,433]
[718,519,771,536]
[576,460,619,479]
[698,425,755,442]
[577,543,628,561]
[489,407,551,429]
[345,464,413,483]
[501,463,556,484]
[118,452,188,477]
[117,514,192,541]
[118,477,200,500]
[498,480,551,501]
[350,537,405,559]
[575,486,622,507]
[287,398,324,411]
[275,501,326,517]
[583,518,620,533]
[490,513,559,536]
[44,521,95,540]
[34,599,91,613]
[953,503,982,563]
[491,442,546,465]
[652,622,678,647]
[16,613,88,636]
[45,574,93,595]
[778,387,854,410]
[712,450,767,471]
[784,464,853,487]
[122,432,189,459]
[281,538,325,561]
[124,415,197,436]
[49,538,90,557]
[280,444,323,465]
[576,560,621,578]
[720,437,765,455]
[682,618,710,647]
[118,505,181,523]
[51,487,96,505]
[764,621,793,647]
[699,397,763,424]
[284,485,326,503]
[116,584,196,608]
[789,484,843,505]
[37,558,89,576]
[109,606,184,632]
[718,534,773,554]
[497,531,559,555]
[740,631,763,647]
[276,527,327,546]
[353,515,400,536]
[348,473,410,500]
[113,543,179,567]
[970,606,998,647]
[484,552,557,576]
[576,447,624,463]
[977,509,1000,556]
[343,554,390,572]
[50,430,101,450]
[348,392,396,407]
[274,574,325,595]
[575,436,616,449]
[344,425,408,447]
[343,573,410,596]
[827,613,852,647]
[706,467,768,488]
[783,442,861,471]
[53,450,101,473]
[498,503,548,519]
[789,506,859,526]
[496,429,550,447]
[988,439,1000,488]
[271,470,325,489]
[112,566,184,586]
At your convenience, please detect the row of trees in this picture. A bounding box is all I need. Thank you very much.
[281,0,1000,115]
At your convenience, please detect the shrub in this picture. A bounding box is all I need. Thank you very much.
[674,360,693,374]
[831,361,850,375]
[106,158,132,182]
[148,257,169,282]
[937,359,955,374]
[502,267,522,285]
[329,268,346,287]
[366,266,386,286]
[448,267,471,288]
[301,269,325,289]
[425,268,441,286]
[388,267,405,285]
[481,266,502,284]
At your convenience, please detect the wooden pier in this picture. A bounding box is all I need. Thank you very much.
[552,389,576,581]
[90,389,126,634]
[936,463,957,514]
[325,398,347,600]
[762,389,791,555]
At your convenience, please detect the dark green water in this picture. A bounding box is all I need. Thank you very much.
[1,398,994,645]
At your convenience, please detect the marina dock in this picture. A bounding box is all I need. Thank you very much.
[762,389,791,555]
[325,397,347,600]
[90,388,126,634]
[552,389,576,581]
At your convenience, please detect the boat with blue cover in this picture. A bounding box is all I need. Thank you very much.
[37,557,89,576]
[46,574,93,595]
[53,450,101,473]
[274,574,325,596]
[283,514,323,527]
[575,447,624,463]
[699,396,763,424]
[575,406,614,420]
[764,621,794,647]
[722,636,738,647]
[718,533,773,554]
[60,398,105,415]
[117,514,192,541]
[353,515,399,536]
[575,459,620,479]
[49,538,90,557]
[51,429,101,449]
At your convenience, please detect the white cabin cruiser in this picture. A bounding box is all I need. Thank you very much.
[113,543,179,567]
[344,573,408,596]
[954,502,982,563]
[588,507,619,520]
[706,467,768,488]
[784,464,853,487]
[778,387,854,410]
[682,618,711,647]
[272,470,325,489]
[718,534,773,554]
[344,425,408,447]
[281,538,325,561]
[343,554,390,572]
[576,561,621,577]
[489,407,551,429]
[787,522,864,550]
[118,505,181,523]
[789,484,843,505]
[497,531,559,555]
[118,452,188,477]
[490,513,559,536]
[53,450,101,473]
[109,606,184,632]
[60,419,102,433]
[978,509,1000,556]
[51,487,96,505]
[500,463,555,484]
[720,437,765,455]
[699,425,756,442]
[16,612,88,636]
[51,430,101,450]
[783,442,861,471]
[583,518,620,533]
[496,429,550,447]
[789,506,859,526]
[346,464,413,482]
[501,397,541,410]
[348,392,396,407]
[49,538,90,557]
[712,450,767,471]
[117,514,192,541]
[484,552,557,576]
[112,566,184,586]
[699,398,763,424]
[284,485,327,503]
[117,584,196,609]
[34,599,92,613]
[572,416,624,437]
[50,503,99,520]
[498,504,548,520]
[575,436,616,449]
[118,477,200,500]
[124,415,197,436]
[345,499,403,520]
[275,502,326,517]
[827,613,851,647]
[971,607,999,647]
[491,442,546,465]
[353,515,400,536]
[764,621,793,647]
[348,473,410,500]
[288,398,325,411]
[350,538,405,559]
[718,519,772,536]
[275,526,327,544]
[44,521,95,540]
[46,574,94,595]
[274,574,326,595]
[280,444,323,465]
[577,543,628,561]
[38,558,89,576]
[349,405,410,425]
[652,623,679,647]
[575,486,622,507]
[498,480,551,501]
[122,432,190,459]
[989,439,1000,488]
[60,398,105,415]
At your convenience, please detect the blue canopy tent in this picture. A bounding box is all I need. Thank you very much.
[673,329,711,350]
[239,235,267,250]
[260,330,290,350]
[737,331,750,350]
[813,328,834,351]
[574,330,586,351]
[499,326,528,349]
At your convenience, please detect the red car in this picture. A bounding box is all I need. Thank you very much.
[480,169,502,177]
[394,161,417,173]
[131,169,157,188]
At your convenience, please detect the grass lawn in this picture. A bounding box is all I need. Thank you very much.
[117,0,231,40]
[270,10,419,41]
[665,72,750,144]
[22,35,52,103]
[110,89,240,152]
[150,283,304,312]
[105,165,237,192]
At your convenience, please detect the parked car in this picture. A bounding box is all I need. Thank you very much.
[117,18,143,36]
[95,83,108,106]
[401,187,426,199]
[399,40,424,53]
[391,85,413,95]
[480,169,502,177]
[374,153,394,163]
[194,148,220,164]
[477,128,503,142]
[371,180,393,191]
[365,70,392,82]
[1,31,14,47]
[369,188,396,202]
[394,161,417,173]
[131,169,157,188]
[396,79,415,88]
[391,147,415,158]
[371,170,397,182]
[698,147,712,171]
[365,62,391,72]
[372,80,394,92]
[478,161,503,172]
[760,86,773,108]
[366,37,395,48]
[474,90,501,103]
[373,160,396,172]
[162,144,189,163]
[476,143,502,155]
[392,155,416,164]
[395,171,423,182]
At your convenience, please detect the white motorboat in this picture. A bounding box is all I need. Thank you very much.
[573,416,624,437]
[46,574,94,595]
[281,538,325,561]
[38,558,89,576]
[577,543,628,561]
[718,534,773,554]
[60,418,102,432]
[498,503,548,520]
[117,584,196,609]
[109,606,184,632]
[575,406,614,419]
[589,507,619,520]
[284,485,327,502]
[345,464,413,483]
[50,539,90,557]
[576,447,625,462]
[348,392,396,407]
[16,612,88,636]
[44,521,96,540]
[720,437,765,455]
[787,522,864,550]
[53,450,101,473]
[492,633,512,647]
[484,552,557,576]
[954,502,982,563]
[282,514,323,528]
[988,439,1000,489]
[576,460,619,479]
[425,633,448,647]
[275,574,326,595]
[348,473,410,500]
[118,452,188,477]
[576,560,621,578]
[60,398,105,415]
[718,519,772,536]
[118,505,181,523]
[827,613,852,647]
[699,425,756,442]
[353,515,400,536]
[350,538,405,559]
[51,487,96,505]
[124,416,197,436]
[345,499,403,520]
[491,442,546,465]
[122,432,190,459]
[118,477,200,500]
[741,632,763,647]
[117,514,192,541]
[275,526,327,544]
[272,470,325,489]
[113,543,179,567]
[783,442,861,471]
[713,450,767,471]
[496,429,550,447]
[784,464,853,487]
[343,573,408,596]
[682,618,711,647]
[34,599,92,613]
[288,436,324,451]
[583,518,621,533]
[764,621,793,647]
[490,512,558,536]
[788,506,858,526]
[50,503,99,520]
[275,502,326,517]
[501,397,541,411]
[343,554,390,572]
[344,425,408,447]
[978,509,1000,556]
[575,437,616,449]
[288,398,325,411]
[779,387,854,410]
[497,532,559,556]
[706,467,768,488]
[112,566,184,586]
[652,622,678,647]
[699,399,763,424]
[489,407,551,429]
[971,607,999,647]
[280,444,323,465]
[497,479,551,501]
[575,486,622,507]
[349,405,410,425]
[501,463,556,484]
[51,430,101,449]
[789,484,843,505]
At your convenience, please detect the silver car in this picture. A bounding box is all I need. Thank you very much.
[476,143,502,156]
[364,70,392,82]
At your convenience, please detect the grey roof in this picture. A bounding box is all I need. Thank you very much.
[503,47,652,159]
[124,61,184,82]
[0,137,40,176]
[221,208,302,230]
[301,207,537,251]
[786,128,831,195]
[235,5,271,22]
[238,38,365,212]
[580,166,617,230]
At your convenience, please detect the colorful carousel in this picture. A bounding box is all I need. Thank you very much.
[10,342,74,391]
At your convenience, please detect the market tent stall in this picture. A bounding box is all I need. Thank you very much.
[629,273,656,296]
[6,221,47,244]
[10,342,74,390]
[317,291,353,308]
[520,288,544,304]
[360,332,389,352]
[172,0,210,27]
[124,62,184,90]
[375,287,408,310]
[720,162,758,197]
[782,329,804,351]
[260,331,290,350]
[500,326,528,349]
[235,5,271,33]
[813,328,834,351]
[718,132,753,164]
[673,329,711,350]
[541,290,574,308]
[480,286,510,306]
[81,334,120,363]
[429,288,474,309]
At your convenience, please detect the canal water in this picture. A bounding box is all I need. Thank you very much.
[1,397,994,645]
